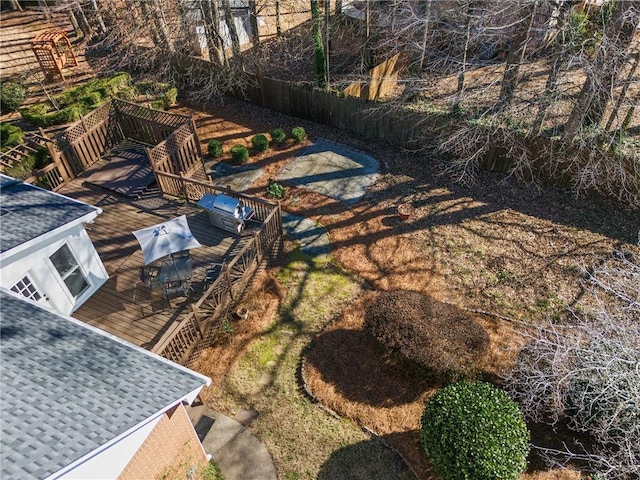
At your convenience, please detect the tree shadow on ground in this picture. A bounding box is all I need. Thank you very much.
[526,418,597,475]
[305,328,437,407]
[317,437,416,480]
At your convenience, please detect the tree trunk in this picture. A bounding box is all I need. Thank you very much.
[200,0,226,64]
[138,0,163,48]
[324,0,330,85]
[222,0,242,59]
[563,0,638,141]
[275,0,282,37]
[89,0,106,33]
[140,0,175,53]
[453,5,473,115]
[604,52,639,132]
[496,1,538,110]
[249,0,260,49]
[310,0,326,87]
[73,0,92,36]
[418,0,433,72]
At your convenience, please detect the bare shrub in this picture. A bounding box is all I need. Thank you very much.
[504,250,640,479]
[364,290,490,379]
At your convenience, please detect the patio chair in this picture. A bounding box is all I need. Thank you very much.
[203,260,226,290]
[139,265,162,289]
[162,279,191,299]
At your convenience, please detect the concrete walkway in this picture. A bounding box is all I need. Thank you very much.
[282,212,331,262]
[197,409,277,480]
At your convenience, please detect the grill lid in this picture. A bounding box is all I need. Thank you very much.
[198,194,243,216]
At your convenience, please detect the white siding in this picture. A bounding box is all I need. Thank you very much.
[0,225,108,315]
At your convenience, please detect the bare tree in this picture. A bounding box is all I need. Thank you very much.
[249,0,261,49]
[496,0,539,110]
[222,0,242,60]
[563,0,639,141]
[504,250,640,479]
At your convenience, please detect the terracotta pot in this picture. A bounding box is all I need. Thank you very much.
[397,203,413,221]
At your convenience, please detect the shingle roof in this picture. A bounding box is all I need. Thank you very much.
[0,175,98,254]
[0,291,209,480]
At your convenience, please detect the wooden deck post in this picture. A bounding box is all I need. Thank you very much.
[191,305,204,336]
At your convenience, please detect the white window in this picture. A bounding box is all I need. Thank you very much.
[50,244,89,298]
[11,275,43,302]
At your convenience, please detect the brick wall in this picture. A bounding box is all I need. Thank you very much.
[118,403,207,480]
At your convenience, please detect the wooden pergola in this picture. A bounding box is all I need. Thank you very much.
[31,29,78,81]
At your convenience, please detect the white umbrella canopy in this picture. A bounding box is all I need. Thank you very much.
[133,215,203,265]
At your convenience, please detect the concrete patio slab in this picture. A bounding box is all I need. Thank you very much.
[207,161,264,192]
[277,138,379,204]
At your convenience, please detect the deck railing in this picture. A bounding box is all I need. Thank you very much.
[152,190,282,365]
[24,163,67,191]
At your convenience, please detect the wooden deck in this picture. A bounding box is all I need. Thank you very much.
[58,178,255,350]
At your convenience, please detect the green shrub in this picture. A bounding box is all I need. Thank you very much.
[20,73,131,127]
[78,91,105,108]
[421,381,530,480]
[207,139,223,158]
[0,82,26,112]
[149,99,166,110]
[3,146,50,179]
[230,144,249,164]
[4,154,37,179]
[291,126,307,143]
[0,123,25,149]
[364,290,489,379]
[270,128,287,145]
[251,133,269,152]
[20,103,86,127]
[267,181,286,199]
[161,87,178,108]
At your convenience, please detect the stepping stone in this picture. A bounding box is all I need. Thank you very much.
[282,213,331,262]
[235,409,259,427]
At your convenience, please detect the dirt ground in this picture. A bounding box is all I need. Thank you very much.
[183,97,639,479]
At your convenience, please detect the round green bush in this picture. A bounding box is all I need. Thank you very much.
[291,126,307,143]
[251,134,269,152]
[0,82,26,112]
[364,290,489,379]
[208,139,223,158]
[270,128,287,145]
[267,181,286,199]
[421,381,530,480]
[230,144,249,164]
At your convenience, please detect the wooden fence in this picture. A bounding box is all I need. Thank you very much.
[152,186,283,365]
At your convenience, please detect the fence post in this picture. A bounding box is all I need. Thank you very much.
[180,171,189,200]
[224,265,234,300]
[41,129,72,184]
[191,305,203,336]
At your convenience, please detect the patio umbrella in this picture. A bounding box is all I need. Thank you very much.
[133,215,202,265]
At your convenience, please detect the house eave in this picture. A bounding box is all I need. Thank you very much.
[0,207,101,263]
